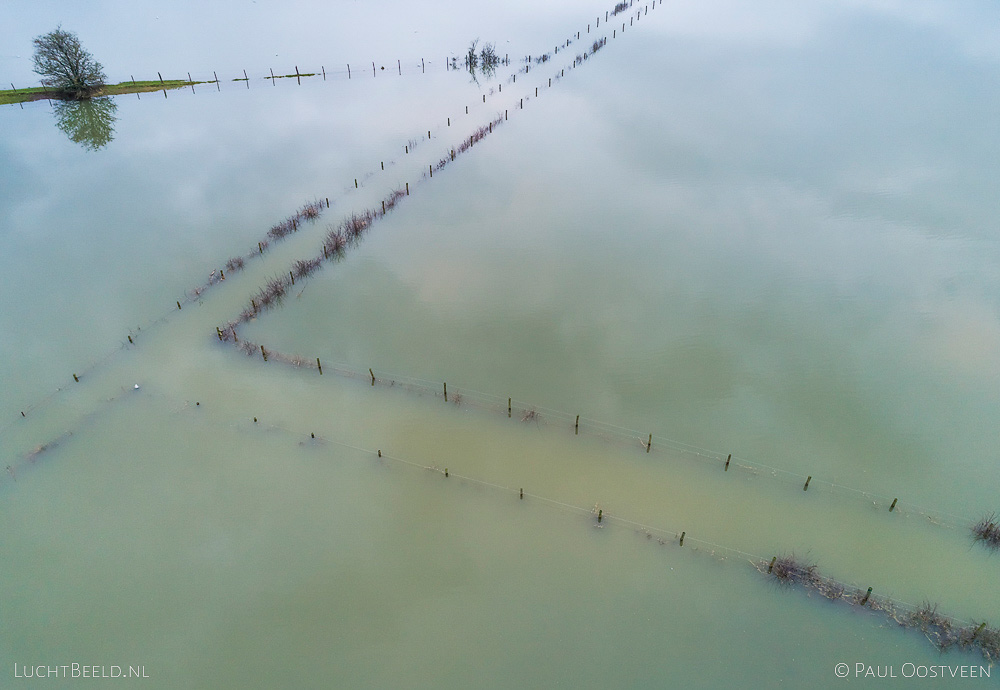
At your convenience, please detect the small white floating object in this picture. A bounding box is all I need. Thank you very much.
[134,384,140,390]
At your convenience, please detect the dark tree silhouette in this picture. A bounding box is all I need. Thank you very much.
[32,27,107,100]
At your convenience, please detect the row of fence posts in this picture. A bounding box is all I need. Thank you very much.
[7,55,476,104]
[256,369,903,517]
[11,0,662,102]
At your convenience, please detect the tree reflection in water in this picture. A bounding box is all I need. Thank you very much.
[52,96,118,150]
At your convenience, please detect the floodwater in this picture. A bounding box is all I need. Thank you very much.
[2,1,1000,687]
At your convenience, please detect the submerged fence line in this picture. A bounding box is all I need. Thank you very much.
[214,0,652,333]
[2,0,642,450]
[234,412,1000,665]
[756,556,1000,663]
[4,0,662,476]
[0,383,140,490]
[223,339,983,537]
[212,4,639,336]
[208,0,987,547]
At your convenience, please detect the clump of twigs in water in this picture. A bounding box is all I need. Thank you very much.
[225,255,245,273]
[612,2,630,15]
[769,554,819,587]
[255,276,289,310]
[343,210,374,238]
[267,201,325,241]
[382,188,406,213]
[291,258,322,280]
[521,409,537,423]
[267,218,295,241]
[452,393,462,406]
[592,38,607,54]
[299,200,324,219]
[323,228,348,258]
[972,512,1000,550]
[910,603,959,651]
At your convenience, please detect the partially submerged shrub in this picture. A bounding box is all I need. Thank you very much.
[972,513,1000,550]
[224,255,245,273]
[382,188,406,212]
[256,276,289,309]
[769,555,819,586]
[292,258,322,279]
[323,228,348,257]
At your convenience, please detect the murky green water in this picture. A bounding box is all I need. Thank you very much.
[3,1,999,687]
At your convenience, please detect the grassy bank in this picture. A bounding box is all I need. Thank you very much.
[1,79,205,105]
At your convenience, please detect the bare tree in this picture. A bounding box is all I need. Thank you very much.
[32,27,106,100]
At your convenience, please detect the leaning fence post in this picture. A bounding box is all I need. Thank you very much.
[260,345,267,361]
[859,587,872,606]
[803,476,812,491]
[646,433,652,453]
[317,358,322,374]
[724,453,731,471]
[370,368,375,386]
